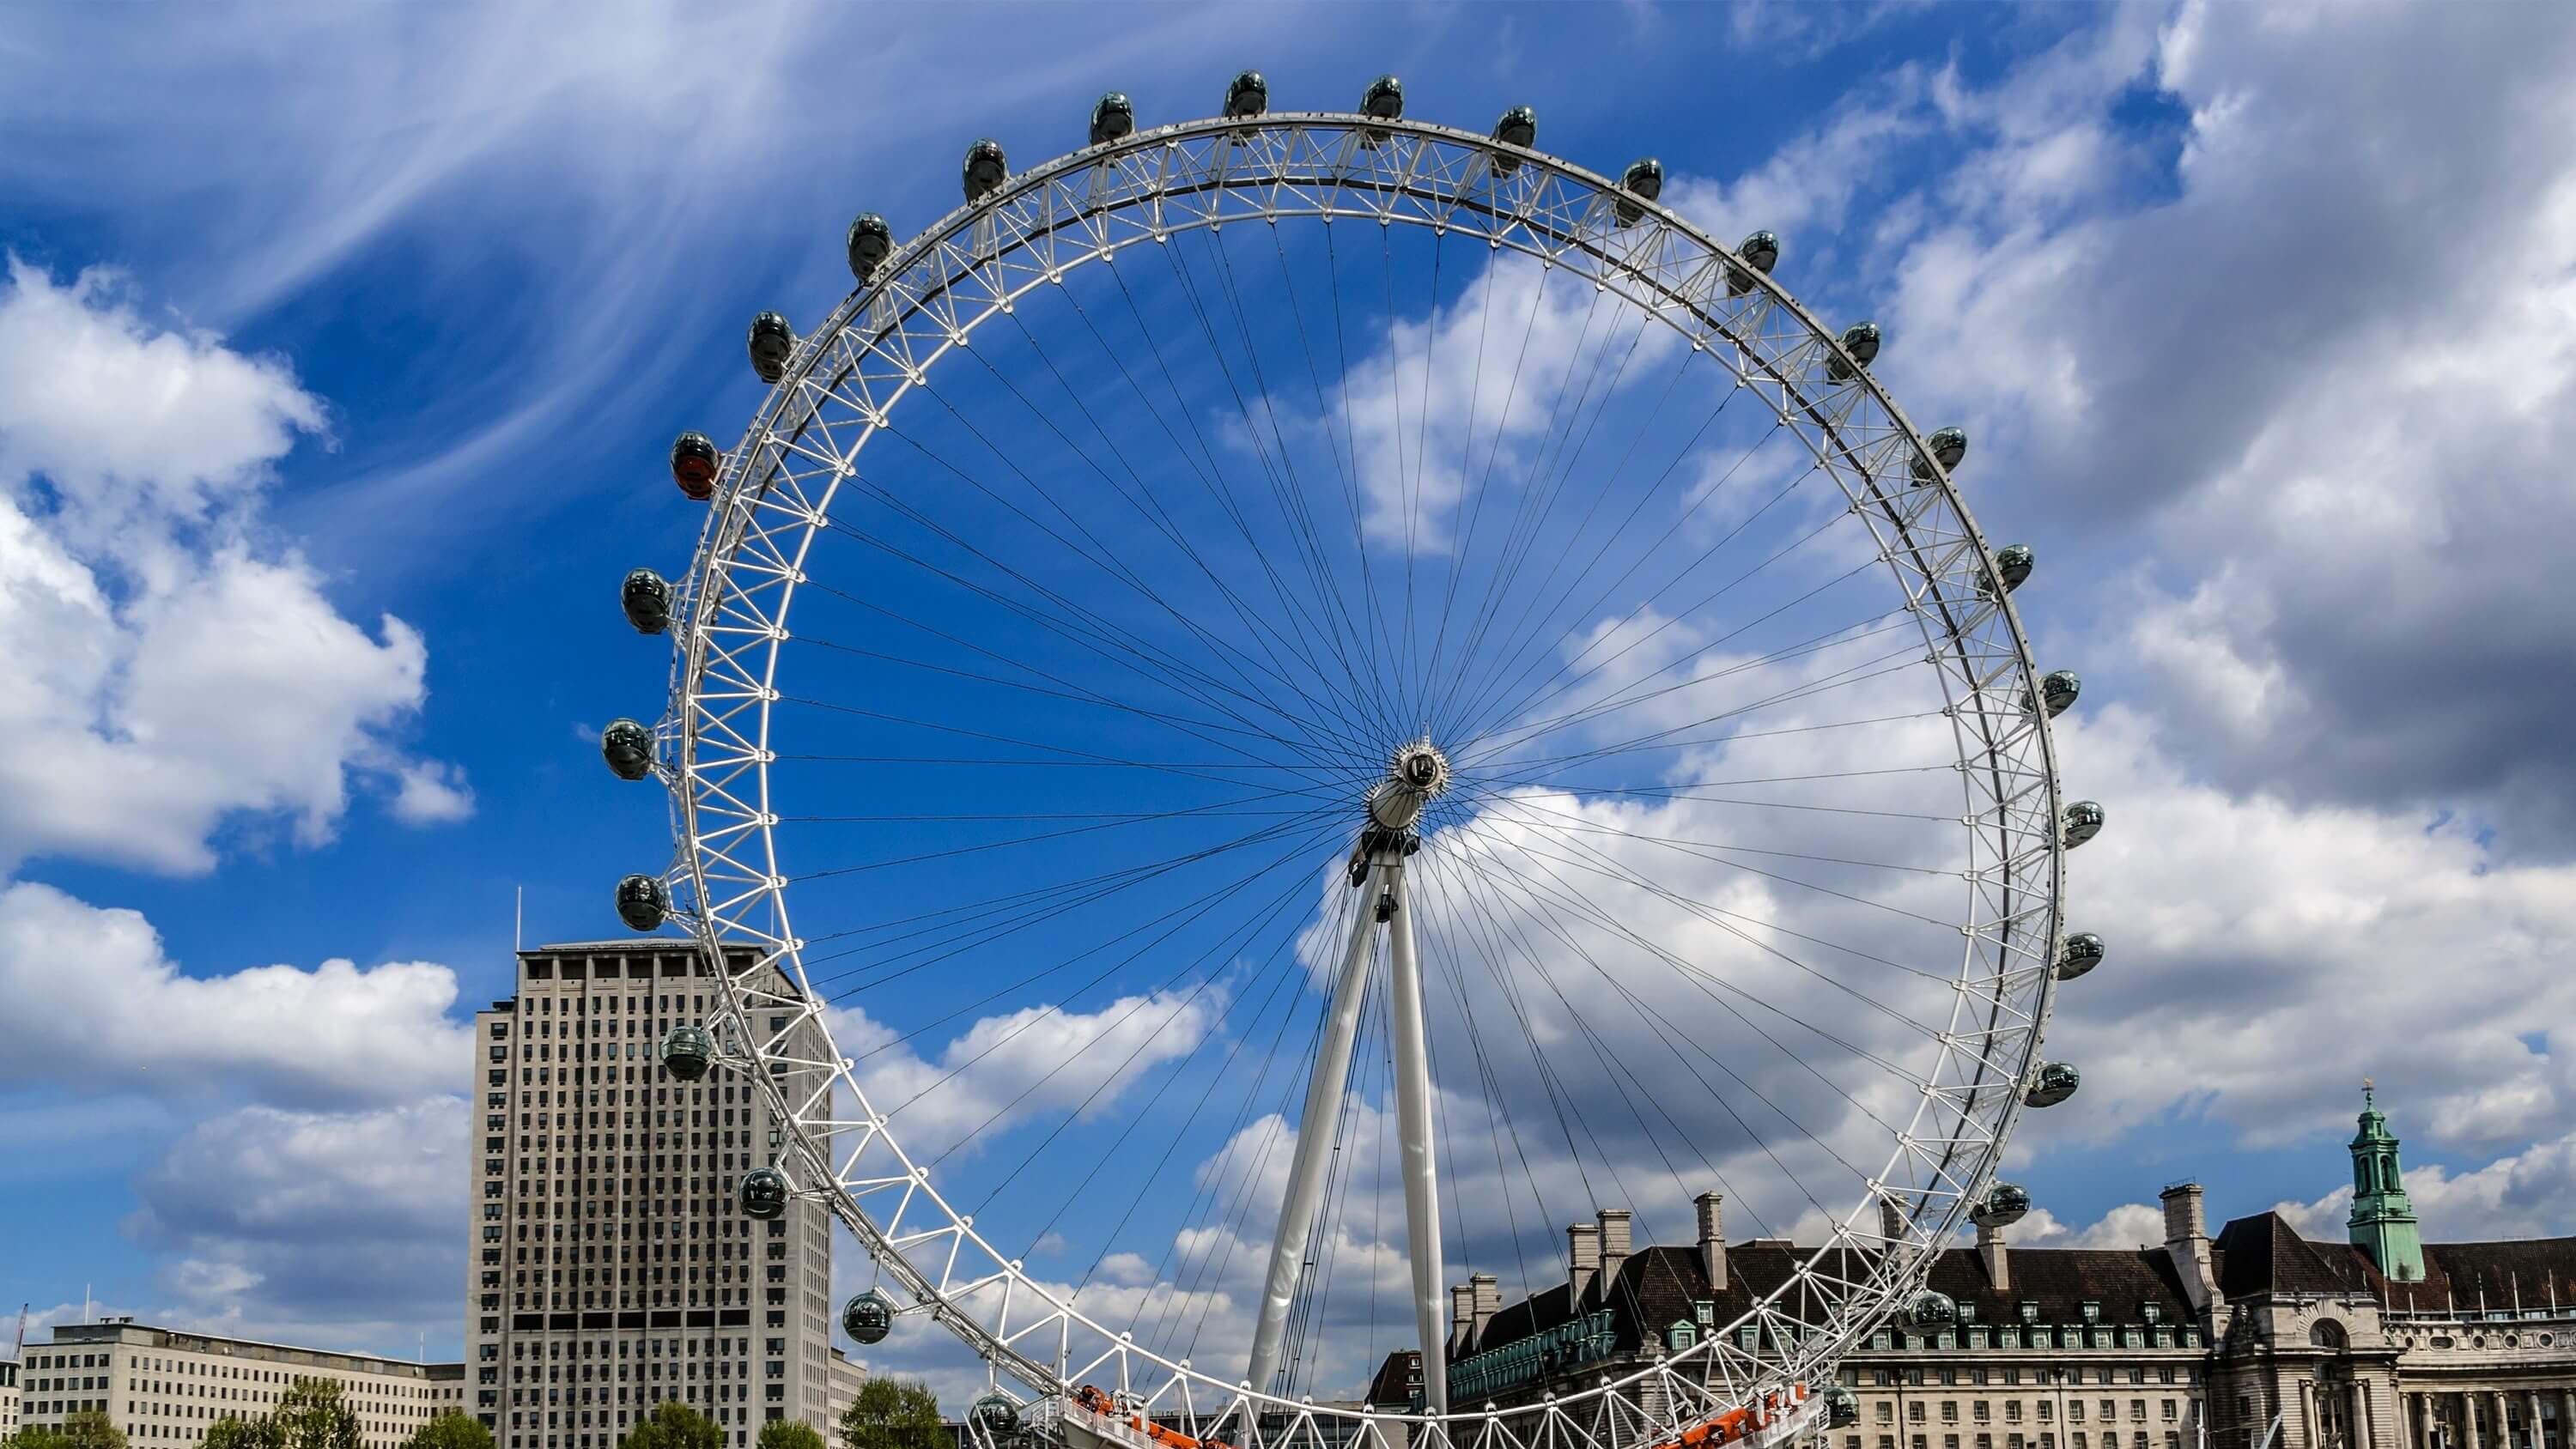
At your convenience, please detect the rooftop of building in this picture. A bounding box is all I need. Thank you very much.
[39,1319,463,1374]
[2210,1212,2576,1312]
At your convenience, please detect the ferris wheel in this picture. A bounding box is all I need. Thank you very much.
[599,71,2104,1449]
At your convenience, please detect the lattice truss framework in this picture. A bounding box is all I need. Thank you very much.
[641,112,2069,1447]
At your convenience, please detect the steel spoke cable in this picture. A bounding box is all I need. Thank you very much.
[1428,288,1668,742]
[1425,837,1696,1247]
[1422,341,1709,748]
[1431,832,1832,1236]
[1096,253,1385,747]
[1151,233,1394,750]
[1188,223,1404,747]
[1425,367,1759,748]
[860,396,1373,766]
[1271,215,1406,734]
[795,809,1342,1009]
[812,496,1369,774]
[1450,639,1932,781]
[1407,857,1540,1303]
[961,299,1392,755]
[1417,250,1557,725]
[821,809,1347,1032]
[1434,815,1898,1185]
[1441,797,1954,1061]
[1441,412,1802,748]
[1424,268,1620,745]
[914,306,1362,735]
[1132,920,1340,1343]
[1449,573,1906,779]
[1454,466,1859,759]
[879,815,1352,1125]
[1036,898,1313,1286]
[948,829,1332,1189]
[1411,225,1501,729]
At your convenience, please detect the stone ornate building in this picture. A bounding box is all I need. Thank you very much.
[1370,1092,2573,1449]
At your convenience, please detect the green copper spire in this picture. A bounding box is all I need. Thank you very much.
[2348,1078,2426,1281]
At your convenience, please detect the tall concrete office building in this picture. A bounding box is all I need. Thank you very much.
[467,941,839,1449]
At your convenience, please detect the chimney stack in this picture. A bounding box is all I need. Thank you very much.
[1569,1222,1601,1304]
[2160,1182,2218,1313]
[1878,1192,1909,1245]
[1696,1192,1728,1291]
[1597,1209,1633,1293]
[1977,1221,2009,1291]
[1471,1272,1500,1343]
[1449,1284,1474,1357]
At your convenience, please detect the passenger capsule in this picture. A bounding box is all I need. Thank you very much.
[1090,91,1134,147]
[846,213,893,283]
[738,1167,790,1221]
[670,431,720,500]
[2024,1061,2081,1108]
[615,874,669,932]
[1826,321,1881,383]
[2056,931,2105,981]
[1614,157,1663,227]
[621,568,672,635]
[1492,106,1537,152]
[969,1394,1021,1437]
[1224,70,1269,121]
[1974,1181,2032,1228]
[747,312,794,385]
[2062,799,2104,849]
[842,1289,896,1345]
[600,718,656,781]
[2031,670,2081,719]
[1728,230,1781,297]
[963,138,1008,204]
[1901,1288,1958,1328]
[1358,74,1402,144]
[1825,1387,1860,1429]
[660,1024,714,1082]
[1911,427,1969,484]
[1988,543,2035,597]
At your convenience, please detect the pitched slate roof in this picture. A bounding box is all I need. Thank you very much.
[2202,1211,2576,1312]
[1452,1235,2195,1363]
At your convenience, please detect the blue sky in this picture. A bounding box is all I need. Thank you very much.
[3,0,2574,1410]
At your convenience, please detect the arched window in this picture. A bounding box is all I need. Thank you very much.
[2309,1320,2348,1350]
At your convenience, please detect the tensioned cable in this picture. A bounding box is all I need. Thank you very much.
[1434,816,1890,1197]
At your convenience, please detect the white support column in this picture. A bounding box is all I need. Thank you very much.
[1386,865,1449,1418]
[1245,870,1388,1399]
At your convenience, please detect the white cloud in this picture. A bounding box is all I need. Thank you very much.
[0,260,465,872]
[392,760,477,825]
[0,880,473,1106]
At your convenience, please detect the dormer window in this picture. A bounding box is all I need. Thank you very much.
[2019,1302,2039,1324]
[2142,1304,2161,1325]
[2081,1301,2101,1324]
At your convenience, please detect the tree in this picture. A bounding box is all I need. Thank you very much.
[837,1379,941,1449]
[7,1427,74,1449]
[756,1423,826,1449]
[618,1402,724,1449]
[205,1419,286,1449]
[61,1413,128,1449]
[402,1416,495,1449]
[272,1379,361,1449]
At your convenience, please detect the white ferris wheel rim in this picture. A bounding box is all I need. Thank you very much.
[650,107,2069,1434]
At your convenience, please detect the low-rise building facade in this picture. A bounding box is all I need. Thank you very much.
[1381,1093,2573,1449]
[15,1318,462,1449]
